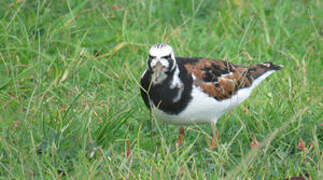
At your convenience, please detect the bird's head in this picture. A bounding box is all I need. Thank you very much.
[147,43,176,84]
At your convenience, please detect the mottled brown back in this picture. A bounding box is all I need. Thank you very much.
[183,58,282,101]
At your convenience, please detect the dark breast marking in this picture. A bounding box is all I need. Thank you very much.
[184,58,254,101]
[140,63,194,115]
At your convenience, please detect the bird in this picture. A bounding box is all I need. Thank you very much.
[140,43,283,147]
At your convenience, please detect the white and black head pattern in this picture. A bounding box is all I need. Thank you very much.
[148,44,176,84]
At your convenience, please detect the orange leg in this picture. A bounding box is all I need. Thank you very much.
[211,131,219,148]
[176,126,185,146]
[210,122,218,148]
[126,140,131,157]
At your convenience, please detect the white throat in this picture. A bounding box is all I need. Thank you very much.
[152,70,168,84]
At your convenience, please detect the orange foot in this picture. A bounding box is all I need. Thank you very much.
[176,127,185,146]
[210,131,219,148]
[211,139,217,147]
[251,135,260,149]
[126,140,131,157]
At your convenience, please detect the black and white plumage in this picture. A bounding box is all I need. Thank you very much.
[140,43,283,145]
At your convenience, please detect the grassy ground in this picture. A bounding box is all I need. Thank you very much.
[0,0,322,179]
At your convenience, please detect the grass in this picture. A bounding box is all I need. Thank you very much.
[0,0,322,179]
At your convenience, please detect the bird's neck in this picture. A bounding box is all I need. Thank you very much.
[148,64,193,115]
[150,65,183,100]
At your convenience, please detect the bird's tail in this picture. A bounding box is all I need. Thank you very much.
[247,62,283,80]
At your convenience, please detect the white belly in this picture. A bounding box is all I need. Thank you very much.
[152,85,250,125]
[152,70,275,125]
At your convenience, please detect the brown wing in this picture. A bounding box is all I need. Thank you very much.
[184,58,281,101]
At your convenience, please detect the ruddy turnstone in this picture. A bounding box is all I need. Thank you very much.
[140,43,283,146]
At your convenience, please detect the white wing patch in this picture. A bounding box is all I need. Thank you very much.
[221,72,233,78]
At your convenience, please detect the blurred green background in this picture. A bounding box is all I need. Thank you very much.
[0,0,322,179]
